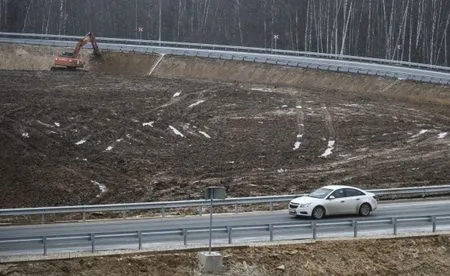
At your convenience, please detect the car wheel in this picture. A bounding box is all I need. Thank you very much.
[359,203,371,216]
[312,206,325,219]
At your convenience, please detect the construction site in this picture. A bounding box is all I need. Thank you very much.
[0,41,450,274]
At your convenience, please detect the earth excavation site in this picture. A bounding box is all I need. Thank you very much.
[0,44,449,208]
[0,44,450,275]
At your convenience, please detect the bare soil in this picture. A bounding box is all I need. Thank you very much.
[0,44,449,208]
[1,235,450,275]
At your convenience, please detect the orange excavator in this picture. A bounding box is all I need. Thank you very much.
[51,32,101,71]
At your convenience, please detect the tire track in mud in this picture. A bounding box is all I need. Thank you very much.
[292,99,304,151]
[320,103,336,157]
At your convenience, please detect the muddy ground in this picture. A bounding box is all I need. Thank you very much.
[1,235,450,275]
[0,44,449,208]
[0,44,450,275]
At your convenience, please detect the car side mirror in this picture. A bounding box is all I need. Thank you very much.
[328,195,335,200]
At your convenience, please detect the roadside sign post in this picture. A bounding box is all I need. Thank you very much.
[137,27,143,40]
[204,186,226,253]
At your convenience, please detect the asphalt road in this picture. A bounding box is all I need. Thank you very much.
[1,199,450,257]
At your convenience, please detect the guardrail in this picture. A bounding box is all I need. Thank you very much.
[1,33,450,85]
[1,31,450,73]
[1,185,450,224]
[1,214,449,256]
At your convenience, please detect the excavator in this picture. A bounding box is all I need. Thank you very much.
[51,32,101,71]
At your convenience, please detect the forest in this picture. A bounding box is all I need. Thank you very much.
[0,0,449,66]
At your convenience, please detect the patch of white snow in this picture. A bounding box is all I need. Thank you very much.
[188,100,205,108]
[169,125,185,137]
[199,131,211,138]
[411,129,428,138]
[173,91,182,97]
[438,132,448,139]
[293,141,301,150]
[320,140,335,157]
[105,146,113,151]
[75,139,87,145]
[22,132,29,138]
[54,122,60,127]
[91,180,108,198]
[142,121,154,127]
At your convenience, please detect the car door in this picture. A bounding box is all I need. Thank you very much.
[325,188,348,215]
[343,188,366,214]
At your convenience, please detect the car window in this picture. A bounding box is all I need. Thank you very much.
[309,188,333,199]
[330,189,345,198]
[345,188,365,197]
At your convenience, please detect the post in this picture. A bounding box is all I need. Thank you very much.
[184,228,188,246]
[138,231,142,250]
[91,234,95,253]
[227,226,232,244]
[40,213,45,224]
[353,219,357,238]
[43,236,47,256]
[432,216,436,232]
[209,197,213,253]
[269,224,274,242]
[392,217,397,235]
[312,221,317,239]
[158,0,162,44]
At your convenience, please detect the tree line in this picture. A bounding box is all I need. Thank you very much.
[0,0,449,66]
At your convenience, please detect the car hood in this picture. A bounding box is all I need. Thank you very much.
[290,195,323,204]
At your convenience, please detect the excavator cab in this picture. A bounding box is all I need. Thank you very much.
[51,32,101,71]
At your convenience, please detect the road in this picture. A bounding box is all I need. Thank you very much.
[1,199,450,257]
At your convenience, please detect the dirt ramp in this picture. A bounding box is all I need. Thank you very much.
[87,52,160,75]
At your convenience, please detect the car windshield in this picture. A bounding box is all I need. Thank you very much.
[309,188,333,199]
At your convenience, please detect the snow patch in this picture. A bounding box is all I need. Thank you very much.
[296,106,302,109]
[282,104,288,108]
[91,180,108,198]
[320,140,335,157]
[198,131,211,138]
[277,168,287,173]
[75,139,87,145]
[411,129,428,138]
[142,121,154,127]
[188,100,205,108]
[169,125,185,137]
[105,146,113,151]
[438,132,448,139]
[22,132,29,138]
[54,122,60,127]
[251,87,274,92]
[173,91,182,97]
[293,141,301,150]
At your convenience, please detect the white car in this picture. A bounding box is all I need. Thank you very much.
[288,185,377,219]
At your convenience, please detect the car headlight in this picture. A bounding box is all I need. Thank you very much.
[299,203,312,208]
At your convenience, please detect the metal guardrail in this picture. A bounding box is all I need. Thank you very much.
[1,214,450,256]
[1,185,450,223]
[1,33,450,85]
[1,31,450,73]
